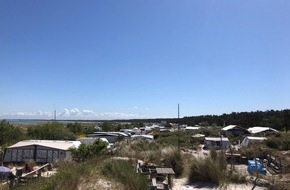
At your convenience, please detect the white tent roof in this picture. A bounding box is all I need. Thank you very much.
[131,135,154,140]
[93,132,129,137]
[205,137,229,142]
[192,134,205,138]
[248,127,278,134]
[8,140,81,150]
[241,136,267,147]
[222,125,238,131]
[185,126,200,130]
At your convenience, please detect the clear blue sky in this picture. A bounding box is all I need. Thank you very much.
[1,1,290,120]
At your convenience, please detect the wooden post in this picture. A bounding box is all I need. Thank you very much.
[230,146,234,171]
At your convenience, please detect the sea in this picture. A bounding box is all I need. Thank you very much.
[5,119,90,125]
[6,119,57,125]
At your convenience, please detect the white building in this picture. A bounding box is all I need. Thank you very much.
[204,137,231,149]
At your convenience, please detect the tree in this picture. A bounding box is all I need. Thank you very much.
[0,120,25,146]
[27,122,75,140]
[100,122,114,132]
[66,122,83,134]
[165,122,172,128]
[132,122,144,128]
[284,109,290,133]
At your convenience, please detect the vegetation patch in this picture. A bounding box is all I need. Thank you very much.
[188,149,246,186]
[70,139,108,162]
[14,161,90,190]
[100,159,148,190]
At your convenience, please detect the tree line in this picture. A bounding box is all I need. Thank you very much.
[113,109,290,131]
[180,109,290,131]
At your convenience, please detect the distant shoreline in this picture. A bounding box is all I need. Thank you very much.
[3,118,172,125]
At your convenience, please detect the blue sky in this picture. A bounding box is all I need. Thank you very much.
[0,0,290,120]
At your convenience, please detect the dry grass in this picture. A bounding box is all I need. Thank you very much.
[11,156,147,190]
[115,140,186,177]
[100,159,148,190]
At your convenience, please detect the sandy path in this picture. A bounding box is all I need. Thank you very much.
[172,178,267,190]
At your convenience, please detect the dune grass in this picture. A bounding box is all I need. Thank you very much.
[100,159,148,190]
[11,156,147,190]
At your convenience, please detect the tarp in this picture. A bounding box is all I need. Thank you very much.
[247,160,267,175]
[0,166,12,179]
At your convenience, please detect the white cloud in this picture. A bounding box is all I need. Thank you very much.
[0,108,151,120]
[82,109,95,116]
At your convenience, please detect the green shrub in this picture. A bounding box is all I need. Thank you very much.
[14,161,90,190]
[100,159,148,190]
[0,120,26,147]
[161,147,184,177]
[268,183,290,190]
[227,171,247,184]
[27,122,75,140]
[71,139,108,162]
[210,148,218,161]
[265,132,290,151]
[188,150,227,185]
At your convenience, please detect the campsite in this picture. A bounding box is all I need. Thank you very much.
[1,112,290,190]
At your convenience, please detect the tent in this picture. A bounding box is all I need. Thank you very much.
[248,127,278,134]
[241,136,267,147]
[3,140,81,164]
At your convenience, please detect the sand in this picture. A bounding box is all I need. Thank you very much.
[172,178,267,190]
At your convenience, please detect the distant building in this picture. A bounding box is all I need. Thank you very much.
[87,132,129,144]
[204,137,231,149]
[222,125,250,137]
[3,140,81,164]
[185,126,200,131]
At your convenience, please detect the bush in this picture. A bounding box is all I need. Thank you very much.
[27,122,75,140]
[14,161,90,190]
[100,159,148,190]
[71,139,108,162]
[114,140,162,163]
[0,120,26,146]
[265,132,290,151]
[227,171,247,184]
[188,150,227,185]
[161,147,184,177]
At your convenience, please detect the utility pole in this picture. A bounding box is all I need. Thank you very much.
[178,104,180,151]
[53,104,56,121]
